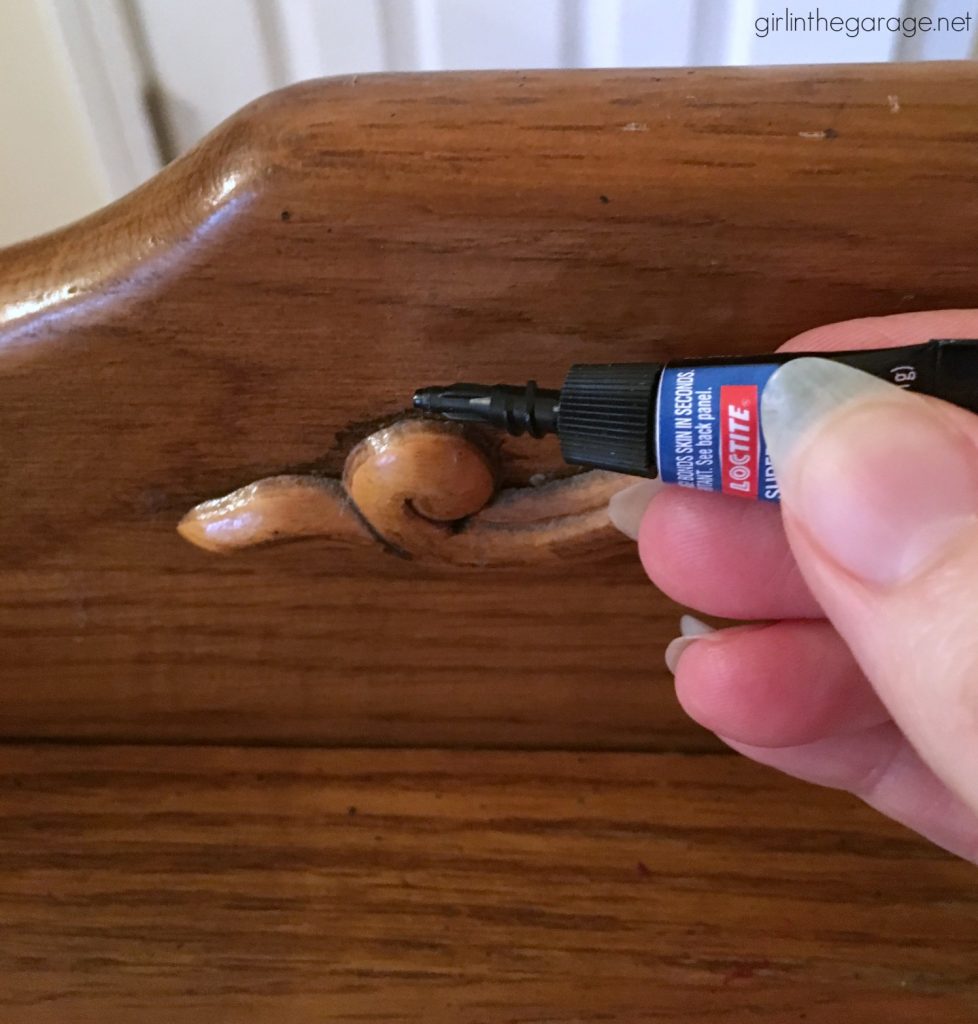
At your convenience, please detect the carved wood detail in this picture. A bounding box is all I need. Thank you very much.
[178,419,632,565]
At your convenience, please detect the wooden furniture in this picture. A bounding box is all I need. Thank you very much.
[1,63,976,1020]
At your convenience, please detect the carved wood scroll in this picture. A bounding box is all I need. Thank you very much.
[178,419,634,566]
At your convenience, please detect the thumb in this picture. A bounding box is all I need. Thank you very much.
[761,358,978,815]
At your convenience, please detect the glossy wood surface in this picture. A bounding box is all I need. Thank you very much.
[2,745,975,1023]
[4,64,978,1023]
[4,62,978,748]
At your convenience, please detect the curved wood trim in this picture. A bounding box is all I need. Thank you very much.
[0,84,286,338]
[178,419,633,565]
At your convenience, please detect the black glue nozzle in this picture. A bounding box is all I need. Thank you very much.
[412,381,560,438]
[413,363,663,477]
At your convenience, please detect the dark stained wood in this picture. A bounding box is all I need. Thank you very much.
[5,67,976,1024]
[4,63,978,746]
[1,745,975,1023]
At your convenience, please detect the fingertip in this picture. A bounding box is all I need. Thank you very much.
[608,479,663,541]
[636,487,710,590]
[671,621,890,749]
[672,627,765,742]
[636,487,817,619]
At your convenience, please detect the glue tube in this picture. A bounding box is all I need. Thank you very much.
[413,340,978,502]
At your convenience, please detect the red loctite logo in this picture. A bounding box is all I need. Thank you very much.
[720,385,759,498]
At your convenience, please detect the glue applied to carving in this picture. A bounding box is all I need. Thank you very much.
[178,420,631,566]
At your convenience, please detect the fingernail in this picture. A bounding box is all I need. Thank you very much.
[608,479,662,540]
[762,358,978,585]
[665,614,715,674]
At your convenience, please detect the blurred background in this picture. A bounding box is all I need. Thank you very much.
[1,0,975,245]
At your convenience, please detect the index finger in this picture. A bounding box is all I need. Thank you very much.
[780,308,978,353]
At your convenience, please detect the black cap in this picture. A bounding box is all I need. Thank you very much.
[557,363,662,477]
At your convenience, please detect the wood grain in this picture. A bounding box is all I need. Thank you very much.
[0,744,975,1023]
[4,63,978,746]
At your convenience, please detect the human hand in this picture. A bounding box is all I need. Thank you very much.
[610,310,978,862]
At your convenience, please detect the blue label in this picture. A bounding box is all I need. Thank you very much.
[656,363,781,502]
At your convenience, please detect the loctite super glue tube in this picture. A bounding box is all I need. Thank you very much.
[413,340,978,502]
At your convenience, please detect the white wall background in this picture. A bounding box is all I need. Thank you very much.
[1,0,975,245]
